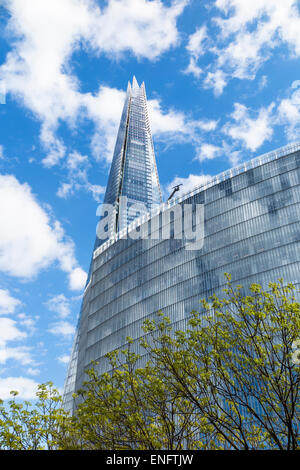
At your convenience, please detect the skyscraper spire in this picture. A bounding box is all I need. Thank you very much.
[62,79,162,413]
[132,75,139,92]
[95,77,162,248]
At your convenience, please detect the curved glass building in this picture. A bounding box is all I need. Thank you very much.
[63,79,300,413]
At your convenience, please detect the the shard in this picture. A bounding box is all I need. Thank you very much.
[96,76,162,246]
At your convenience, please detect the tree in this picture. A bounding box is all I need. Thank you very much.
[140,276,300,449]
[71,348,208,450]
[1,277,299,450]
[0,382,72,450]
[69,277,300,450]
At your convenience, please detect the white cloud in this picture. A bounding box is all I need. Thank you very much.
[0,317,26,347]
[69,267,87,291]
[67,151,88,170]
[0,313,35,366]
[0,346,33,366]
[48,321,76,337]
[292,80,300,89]
[26,368,40,377]
[278,83,300,140]
[57,182,74,199]
[148,97,218,150]
[1,0,224,170]
[223,102,274,151]
[0,146,4,159]
[46,294,71,319]
[197,143,223,162]
[17,313,37,336]
[41,131,67,168]
[0,174,86,290]
[84,85,128,162]
[194,120,218,133]
[89,0,187,60]
[184,26,207,78]
[58,354,70,365]
[186,26,207,57]
[0,315,35,366]
[183,57,203,79]
[203,70,227,97]
[0,289,21,315]
[0,0,187,164]
[149,98,187,136]
[185,1,300,94]
[56,150,106,201]
[84,182,106,202]
[259,75,268,90]
[0,377,39,400]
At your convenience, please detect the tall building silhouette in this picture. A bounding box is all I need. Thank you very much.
[63,79,300,414]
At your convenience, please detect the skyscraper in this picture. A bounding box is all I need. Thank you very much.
[96,76,162,248]
[63,79,300,414]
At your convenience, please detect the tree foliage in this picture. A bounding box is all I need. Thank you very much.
[1,277,299,450]
[69,349,206,450]
[139,276,300,449]
[0,382,72,450]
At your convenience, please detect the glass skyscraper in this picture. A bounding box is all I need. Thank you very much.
[95,76,161,249]
[63,79,300,413]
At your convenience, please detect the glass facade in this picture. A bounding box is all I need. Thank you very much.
[62,84,300,413]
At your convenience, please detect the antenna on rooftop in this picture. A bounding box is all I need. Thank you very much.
[167,184,182,201]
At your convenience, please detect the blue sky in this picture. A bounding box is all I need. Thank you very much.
[1,0,300,399]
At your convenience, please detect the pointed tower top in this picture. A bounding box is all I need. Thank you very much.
[95,76,162,245]
[132,76,140,90]
[140,81,146,94]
